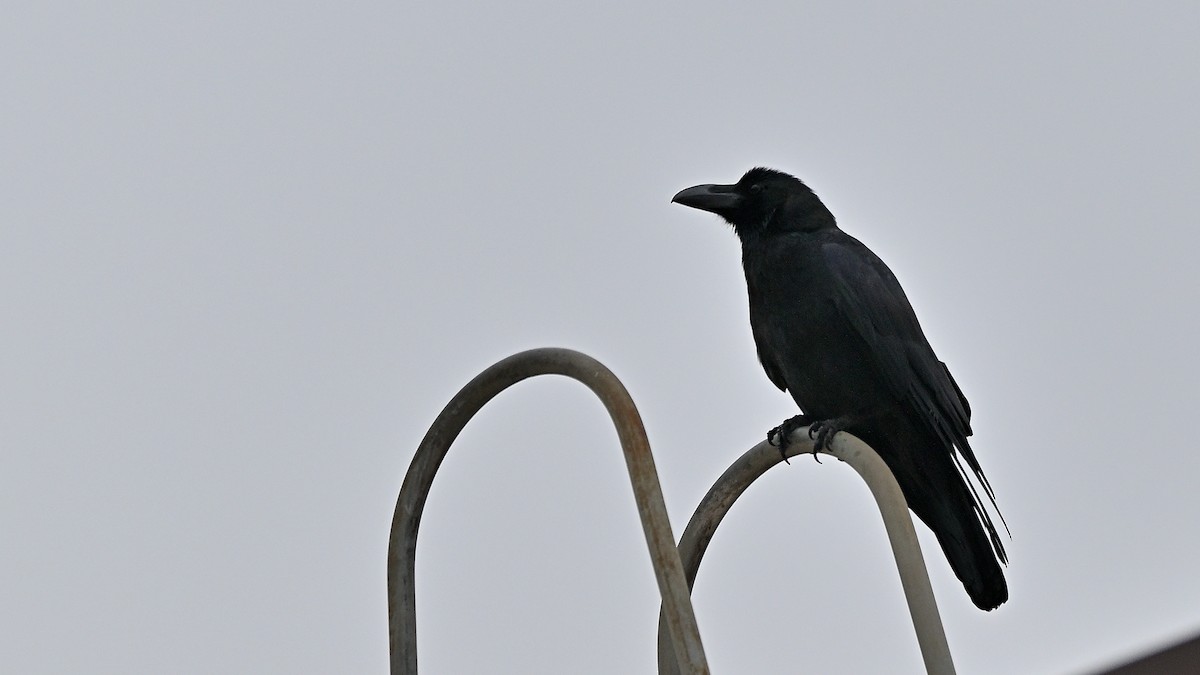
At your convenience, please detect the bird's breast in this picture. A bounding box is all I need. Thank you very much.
[744,243,889,416]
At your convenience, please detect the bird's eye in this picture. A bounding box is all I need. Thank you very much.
[749,184,764,195]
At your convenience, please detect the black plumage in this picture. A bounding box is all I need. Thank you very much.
[672,167,1008,610]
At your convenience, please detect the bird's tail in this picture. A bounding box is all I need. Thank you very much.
[865,427,1008,611]
[923,479,1008,611]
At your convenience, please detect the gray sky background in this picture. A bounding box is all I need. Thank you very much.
[4,2,1199,673]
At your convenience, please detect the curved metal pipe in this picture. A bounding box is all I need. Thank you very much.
[389,348,708,674]
[657,431,955,675]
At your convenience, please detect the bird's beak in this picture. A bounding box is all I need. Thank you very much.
[671,183,742,215]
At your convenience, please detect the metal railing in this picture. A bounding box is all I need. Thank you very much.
[656,432,955,675]
[390,348,955,674]
[387,348,709,674]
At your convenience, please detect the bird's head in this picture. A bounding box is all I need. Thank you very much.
[671,167,835,236]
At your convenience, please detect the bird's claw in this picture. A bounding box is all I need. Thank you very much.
[803,425,821,463]
[807,418,844,461]
[768,414,812,465]
[768,423,791,464]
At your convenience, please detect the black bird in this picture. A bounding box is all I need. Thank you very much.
[672,167,1008,610]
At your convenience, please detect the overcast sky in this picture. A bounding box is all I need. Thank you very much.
[4,2,1200,673]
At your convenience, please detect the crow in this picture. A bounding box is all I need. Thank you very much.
[672,167,1008,610]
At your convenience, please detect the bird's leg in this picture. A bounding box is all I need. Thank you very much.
[768,414,813,464]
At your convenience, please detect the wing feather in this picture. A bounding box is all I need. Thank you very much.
[821,240,1007,557]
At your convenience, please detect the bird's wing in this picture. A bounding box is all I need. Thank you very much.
[820,240,965,429]
[821,240,1000,507]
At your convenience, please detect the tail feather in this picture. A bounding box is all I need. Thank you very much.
[924,482,1009,610]
[857,424,1009,611]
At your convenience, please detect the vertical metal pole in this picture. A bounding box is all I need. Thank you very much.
[389,348,708,674]
[658,430,955,675]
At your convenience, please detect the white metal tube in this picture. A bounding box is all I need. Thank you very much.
[389,348,709,674]
[658,429,955,675]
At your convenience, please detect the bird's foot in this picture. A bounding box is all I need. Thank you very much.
[807,417,848,457]
[768,414,812,464]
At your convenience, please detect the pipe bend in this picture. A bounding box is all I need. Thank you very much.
[389,348,708,675]
[657,430,955,675]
